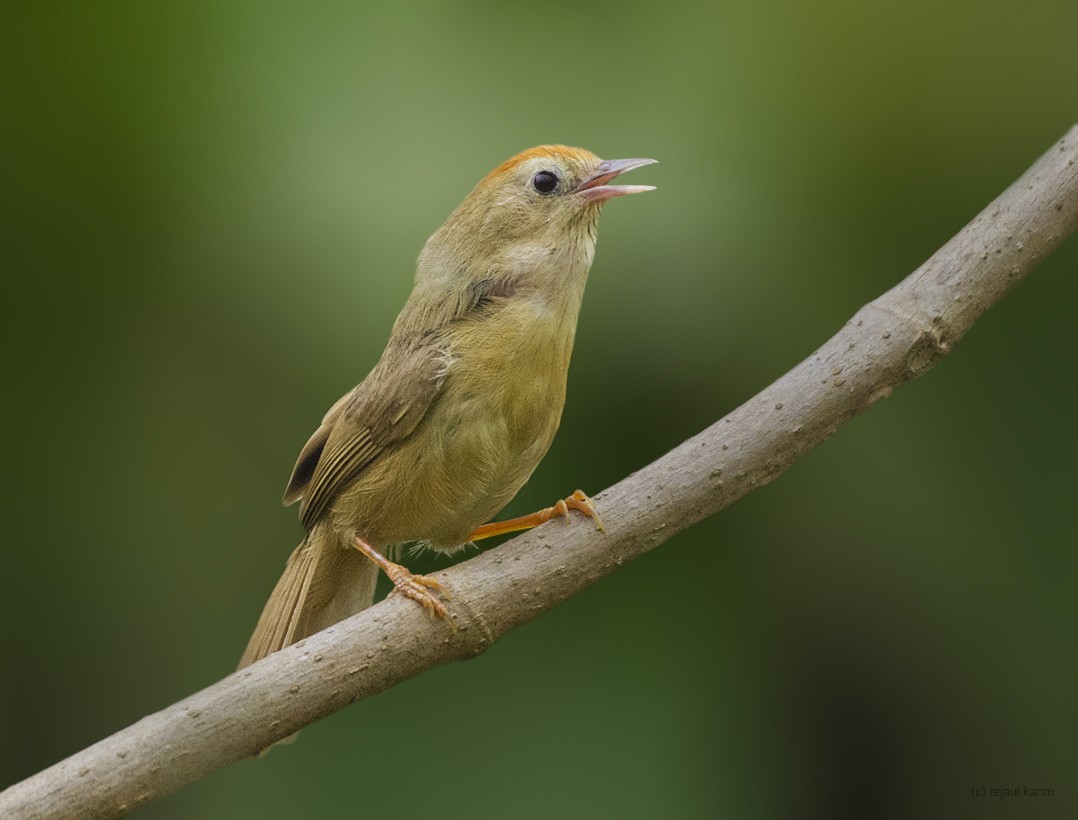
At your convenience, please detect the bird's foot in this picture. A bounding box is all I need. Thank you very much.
[353,536,453,627]
[554,489,606,533]
[385,562,451,622]
[467,489,605,541]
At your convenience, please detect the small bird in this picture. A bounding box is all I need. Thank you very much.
[239,145,655,669]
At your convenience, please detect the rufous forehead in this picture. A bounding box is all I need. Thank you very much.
[486,145,599,180]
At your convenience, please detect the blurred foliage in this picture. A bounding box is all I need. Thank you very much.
[2,1,1076,818]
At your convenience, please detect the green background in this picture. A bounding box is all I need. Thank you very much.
[3,1,1076,818]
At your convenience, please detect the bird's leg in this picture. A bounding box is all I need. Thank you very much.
[467,489,605,542]
[352,535,452,624]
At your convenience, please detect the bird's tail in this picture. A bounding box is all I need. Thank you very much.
[238,526,379,669]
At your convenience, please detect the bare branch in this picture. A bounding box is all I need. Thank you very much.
[3,126,1077,820]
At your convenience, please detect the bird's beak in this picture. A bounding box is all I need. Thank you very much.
[575,157,658,202]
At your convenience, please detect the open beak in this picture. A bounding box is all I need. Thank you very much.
[576,157,658,202]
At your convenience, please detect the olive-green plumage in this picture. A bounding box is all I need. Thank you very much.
[240,145,654,669]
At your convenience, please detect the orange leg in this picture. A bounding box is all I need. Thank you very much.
[353,535,452,625]
[468,489,605,542]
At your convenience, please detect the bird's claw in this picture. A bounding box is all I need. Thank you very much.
[560,489,605,533]
[385,564,453,626]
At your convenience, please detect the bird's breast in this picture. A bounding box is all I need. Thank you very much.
[344,293,583,550]
[448,294,576,442]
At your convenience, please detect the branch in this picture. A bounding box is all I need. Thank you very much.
[4,126,1077,819]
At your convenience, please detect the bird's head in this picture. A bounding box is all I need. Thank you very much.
[418,145,656,288]
[476,144,656,215]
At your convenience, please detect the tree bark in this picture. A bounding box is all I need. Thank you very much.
[3,125,1077,820]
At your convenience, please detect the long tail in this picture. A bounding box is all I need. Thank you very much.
[238,526,379,669]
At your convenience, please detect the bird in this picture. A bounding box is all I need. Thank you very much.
[239,145,655,669]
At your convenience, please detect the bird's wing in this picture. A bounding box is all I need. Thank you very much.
[281,391,352,507]
[282,336,448,531]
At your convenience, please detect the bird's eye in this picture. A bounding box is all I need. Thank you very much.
[532,170,559,194]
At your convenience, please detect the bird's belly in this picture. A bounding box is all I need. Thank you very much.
[414,352,566,547]
[364,314,571,550]
[329,300,575,552]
